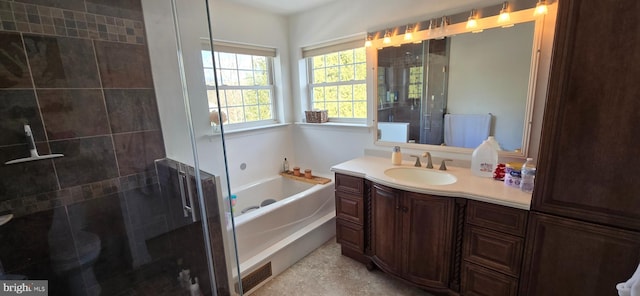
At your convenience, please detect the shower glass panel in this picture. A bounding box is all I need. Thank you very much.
[0,0,239,295]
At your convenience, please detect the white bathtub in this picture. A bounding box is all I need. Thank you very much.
[229,175,336,294]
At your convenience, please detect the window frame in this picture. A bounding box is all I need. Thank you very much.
[303,38,368,124]
[201,40,278,130]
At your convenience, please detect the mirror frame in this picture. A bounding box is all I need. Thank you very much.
[371,7,546,158]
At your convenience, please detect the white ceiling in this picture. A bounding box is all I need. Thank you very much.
[225,0,339,15]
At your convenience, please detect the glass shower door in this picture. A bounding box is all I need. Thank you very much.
[0,0,238,295]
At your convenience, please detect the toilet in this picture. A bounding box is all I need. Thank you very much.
[49,231,101,296]
[48,207,102,296]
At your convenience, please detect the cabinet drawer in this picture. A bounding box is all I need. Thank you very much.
[335,173,364,195]
[463,225,524,277]
[336,219,364,251]
[467,200,528,236]
[462,262,518,296]
[336,192,364,224]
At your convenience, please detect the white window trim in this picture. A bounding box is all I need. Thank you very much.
[201,39,279,130]
[303,34,368,124]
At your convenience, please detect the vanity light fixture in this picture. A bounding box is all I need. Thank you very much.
[534,0,548,16]
[466,9,479,29]
[383,30,391,44]
[404,24,413,41]
[498,2,513,27]
[365,34,372,47]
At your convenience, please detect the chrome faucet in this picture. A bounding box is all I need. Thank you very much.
[422,152,433,169]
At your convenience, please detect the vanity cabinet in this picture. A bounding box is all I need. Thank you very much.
[334,173,531,295]
[371,183,457,291]
[461,201,527,296]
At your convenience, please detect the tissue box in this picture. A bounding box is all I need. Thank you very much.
[305,110,328,123]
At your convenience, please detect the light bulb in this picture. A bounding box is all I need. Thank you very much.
[365,35,372,47]
[498,2,511,24]
[466,10,478,30]
[383,31,391,44]
[534,0,548,16]
[404,25,413,41]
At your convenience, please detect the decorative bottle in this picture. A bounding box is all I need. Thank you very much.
[283,158,289,173]
[520,158,536,193]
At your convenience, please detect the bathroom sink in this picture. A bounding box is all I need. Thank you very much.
[384,167,457,185]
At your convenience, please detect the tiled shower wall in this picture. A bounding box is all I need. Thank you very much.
[0,0,164,216]
[0,0,171,293]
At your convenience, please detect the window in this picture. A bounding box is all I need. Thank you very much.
[201,42,276,128]
[306,45,367,121]
[408,66,423,99]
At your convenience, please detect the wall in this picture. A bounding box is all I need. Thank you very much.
[287,0,555,172]
[0,0,172,294]
[448,22,534,151]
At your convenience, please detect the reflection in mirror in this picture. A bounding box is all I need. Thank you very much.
[376,22,535,153]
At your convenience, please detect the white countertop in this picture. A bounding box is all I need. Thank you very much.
[331,156,532,210]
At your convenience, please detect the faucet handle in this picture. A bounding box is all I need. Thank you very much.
[409,155,421,167]
[422,152,433,169]
[439,159,453,171]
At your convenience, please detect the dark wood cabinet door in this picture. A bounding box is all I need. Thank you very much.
[335,173,364,195]
[520,213,640,296]
[463,226,524,277]
[336,219,364,251]
[371,184,401,275]
[462,262,518,296]
[335,191,364,225]
[402,192,454,288]
[533,0,640,230]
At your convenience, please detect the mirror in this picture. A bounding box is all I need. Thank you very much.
[375,21,537,155]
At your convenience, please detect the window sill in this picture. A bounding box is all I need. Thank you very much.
[294,122,372,128]
[204,123,290,138]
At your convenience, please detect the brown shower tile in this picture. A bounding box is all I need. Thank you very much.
[0,90,46,146]
[113,131,165,176]
[40,15,52,26]
[86,0,143,21]
[14,0,85,11]
[50,136,119,188]
[94,40,154,88]
[23,34,101,88]
[0,10,15,22]
[42,24,54,34]
[29,23,43,33]
[38,89,111,140]
[16,21,29,31]
[37,6,51,17]
[104,89,161,133]
[0,32,32,89]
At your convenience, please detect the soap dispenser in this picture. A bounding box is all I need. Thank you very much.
[391,146,402,165]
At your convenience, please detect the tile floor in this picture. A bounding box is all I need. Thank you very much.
[251,237,434,296]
